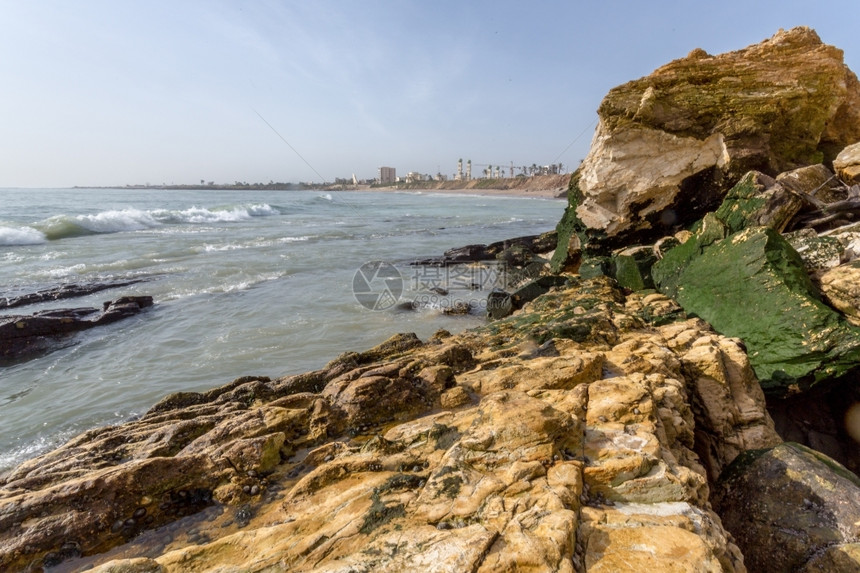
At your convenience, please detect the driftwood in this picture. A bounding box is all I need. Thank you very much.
[787,180,860,232]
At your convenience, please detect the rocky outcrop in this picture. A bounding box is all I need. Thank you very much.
[553,27,860,269]
[0,278,782,571]
[0,278,145,310]
[412,231,557,266]
[0,296,154,361]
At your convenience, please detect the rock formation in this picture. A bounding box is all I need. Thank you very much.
[0,279,145,310]
[553,26,860,268]
[0,279,779,571]
[0,296,154,361]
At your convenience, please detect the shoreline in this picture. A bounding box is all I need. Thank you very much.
[347,186,567,199]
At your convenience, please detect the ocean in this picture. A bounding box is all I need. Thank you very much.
[0,188,563,472]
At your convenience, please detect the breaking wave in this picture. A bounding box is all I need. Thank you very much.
[0,226,48,245]
[26,203,280,241]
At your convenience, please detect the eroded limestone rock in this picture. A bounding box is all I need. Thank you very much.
[0,278,777,572]
[835,141,860,184]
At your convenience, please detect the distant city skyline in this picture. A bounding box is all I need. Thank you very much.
[0,1,858,188]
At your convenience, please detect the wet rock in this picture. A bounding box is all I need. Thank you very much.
[0,278,146,310]
[0,296,154,361]
[509,274,569,309]
[442,301,471,315]
[715,442,860,573]
[414,232,557,266]
[486,289,513,320]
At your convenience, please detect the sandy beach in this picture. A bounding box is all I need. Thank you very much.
[338,173,571,200]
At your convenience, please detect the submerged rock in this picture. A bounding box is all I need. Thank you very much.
[0,278,146,310]
[0,296,154,361]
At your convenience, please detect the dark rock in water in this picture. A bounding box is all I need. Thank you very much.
[495,244,536,267]
[714,442,860,573]
[442,301,471,316]
[441,244,492,262]
[414,232,557,267]
[486,289,513,320]
[0,296,154,361]
[653,225,860,394]
[0,278,146,310]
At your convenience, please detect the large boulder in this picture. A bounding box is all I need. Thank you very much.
[715,442,860,573]
[653,222,860,394]
[553,27,860,269]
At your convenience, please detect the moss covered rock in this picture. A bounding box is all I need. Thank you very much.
[654,225,860,393]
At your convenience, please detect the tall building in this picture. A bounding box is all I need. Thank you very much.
[378,166,396,184]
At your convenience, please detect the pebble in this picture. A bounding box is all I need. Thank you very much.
[250,485,260,496]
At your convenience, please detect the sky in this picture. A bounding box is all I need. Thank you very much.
[0,1,858,188]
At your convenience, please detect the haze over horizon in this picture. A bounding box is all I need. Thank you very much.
[1,0,858,188]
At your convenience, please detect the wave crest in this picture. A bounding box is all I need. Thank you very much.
[26,203,280,242]
[0,226,48,245]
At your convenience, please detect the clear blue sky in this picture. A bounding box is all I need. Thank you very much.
[1,0,857,187]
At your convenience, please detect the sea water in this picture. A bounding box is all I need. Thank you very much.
[0,188,563,471]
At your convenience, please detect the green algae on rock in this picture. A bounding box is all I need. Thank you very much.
[654,225,860,393]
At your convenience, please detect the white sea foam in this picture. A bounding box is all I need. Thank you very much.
[77,208,161,233]
[0,226,47,245]
[158,203,278,224]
